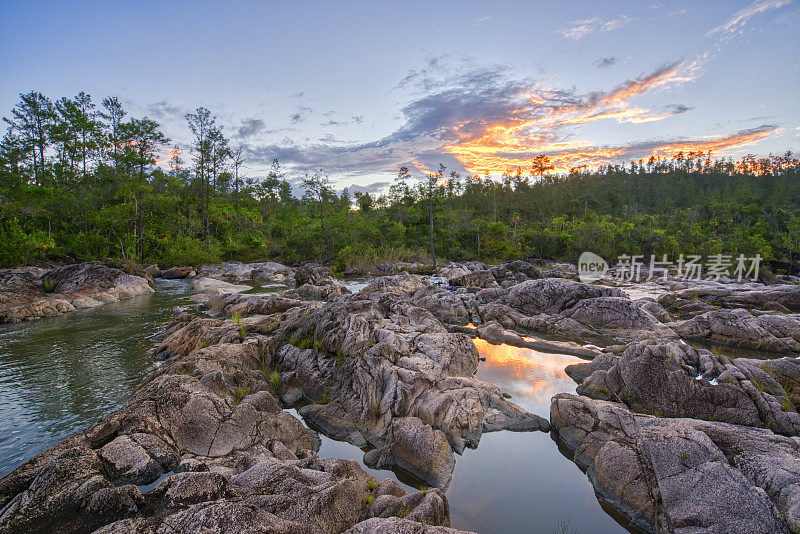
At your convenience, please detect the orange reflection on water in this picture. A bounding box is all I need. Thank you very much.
[472,338,583,415]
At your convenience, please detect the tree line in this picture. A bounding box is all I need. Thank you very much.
[1,89,799,272]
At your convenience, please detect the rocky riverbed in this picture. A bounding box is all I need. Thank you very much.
[1,258,799,533]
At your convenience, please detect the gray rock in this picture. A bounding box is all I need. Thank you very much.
[551,393,797,533]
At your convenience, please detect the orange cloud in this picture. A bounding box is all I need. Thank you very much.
[439,59,776,175]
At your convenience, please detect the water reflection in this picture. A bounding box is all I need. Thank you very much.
[472,338,583,418]
[0,279,192,477]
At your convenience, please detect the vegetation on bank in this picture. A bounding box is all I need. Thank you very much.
[1,90,799,270]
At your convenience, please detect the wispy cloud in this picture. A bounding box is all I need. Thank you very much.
[235,117,265,139]
[290,106,312,124]
[706,0,792,37]
[560,14,636,40]
[595,57,617,68]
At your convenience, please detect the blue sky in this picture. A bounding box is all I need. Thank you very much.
[0,0,798,193]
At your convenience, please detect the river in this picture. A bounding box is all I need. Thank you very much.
[0,279,630,533]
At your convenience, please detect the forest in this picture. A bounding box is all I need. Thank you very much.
[1,90,799,272]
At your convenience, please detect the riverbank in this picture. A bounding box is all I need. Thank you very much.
[1,259,800,533]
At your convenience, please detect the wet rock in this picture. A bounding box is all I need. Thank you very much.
[551,393,795,533]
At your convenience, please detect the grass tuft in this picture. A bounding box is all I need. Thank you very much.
[233,386,251,405]
[270,369,282,396]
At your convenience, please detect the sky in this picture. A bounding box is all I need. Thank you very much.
[0,0,798,194]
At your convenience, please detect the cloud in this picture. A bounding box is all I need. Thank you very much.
[290,106,312,123]
[145,100,185,120]
[235,118,265,138]
[595,56,617,68]
[706,0,792,37]
[242,59,773,180]
[347,181,391,195]
[560,14,636,40]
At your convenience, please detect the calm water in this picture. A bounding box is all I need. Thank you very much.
[302,339,629,534]
[0,279,193,478]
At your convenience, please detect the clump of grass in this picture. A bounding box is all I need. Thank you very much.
[366,478,378,491]
[397,506,410,518]
[313,339,324,351]
[372,402,381,419]
[239,324,247,339]
[782,397,794,412]
[42,279,55,293]
[196,338,209,350]
[678,451,688,462]
[230,312,242,324]
[270,370,282,396]
[335,351,345,369]
[233,386,251,405]
[363,494,375,506]
[419,485,427,496]
[298,338,311,350]
[320,389,329,404]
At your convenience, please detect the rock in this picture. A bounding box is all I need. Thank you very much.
[495,278,624,315]
[0,295,457,533]
[98,435,163,485]
[159,266,196,279]
[345,517,473,533]
[370,263,398,276]
[0,261,152,323]
[295,263,333,286]
[153,471,231,506]
[191,277,251,297]
[551,393,796,533]
[663,281,800,312]
[195,261,293,284]
[567,340,800,435]
[261,274,549,488]
[144,264,161,278]
[670,308,800,353]
[365,417,456,489]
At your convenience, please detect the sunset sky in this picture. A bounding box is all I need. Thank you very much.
[1,0,798,193]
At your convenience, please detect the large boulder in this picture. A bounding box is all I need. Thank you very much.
[551,393,796,533]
